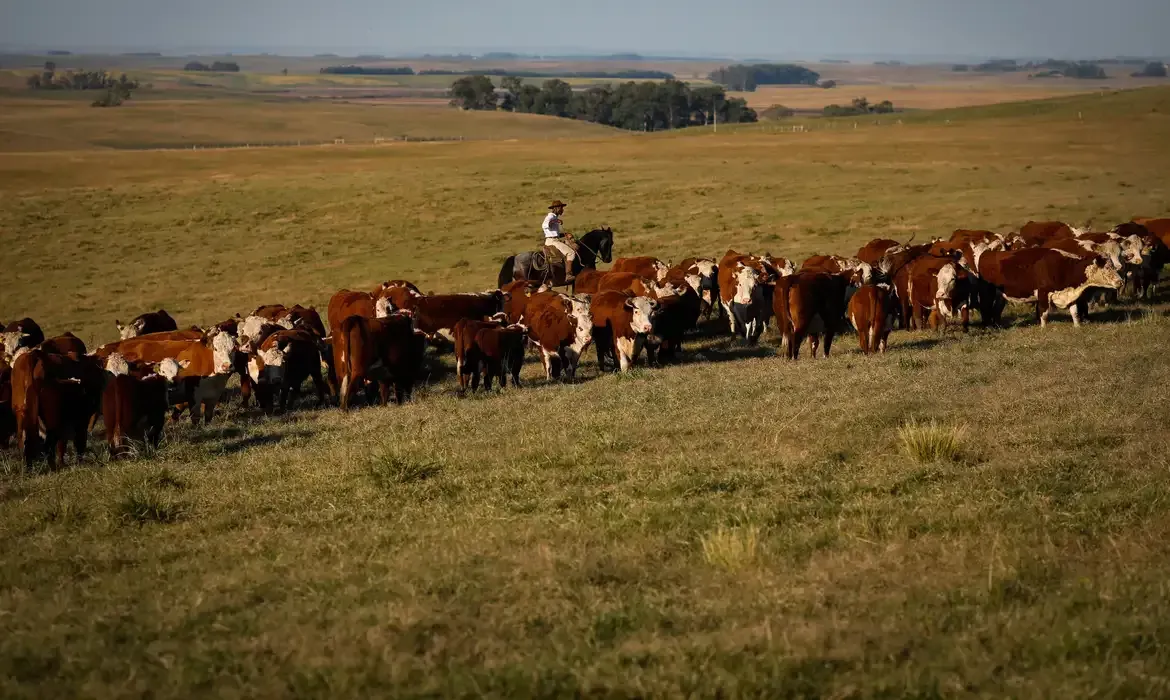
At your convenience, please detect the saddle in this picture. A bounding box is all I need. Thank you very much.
[535,239,578,271]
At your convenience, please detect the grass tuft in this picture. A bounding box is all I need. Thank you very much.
[898,420,967,464]
[368,451,444,488]
[114,481,188,525]
[701,525,761,571]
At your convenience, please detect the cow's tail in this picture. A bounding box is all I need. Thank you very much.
[19,377,41,466]
[497,256,517,289]
[336,317,358,411]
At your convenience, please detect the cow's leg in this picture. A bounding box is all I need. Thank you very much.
[540,349,554,380]
[1037,290,1051,328]
[239,374,253,409]
[203,400,216,425]
[790,328,805,360]
[1071,299,1087,327]
[73,424,87,465]
[960,305,970,333]
[309,364,328,407]
[823,330,835,357]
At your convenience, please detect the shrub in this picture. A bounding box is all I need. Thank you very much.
[701,525,761,571]
[368,451,443,488]
[819,79,837,89]
[898,420,967,463]
[114,481,187,525]
[761,104,795,119]
[1132,62,1167,78]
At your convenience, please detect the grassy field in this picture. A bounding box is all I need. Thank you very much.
[1,86,1169,697]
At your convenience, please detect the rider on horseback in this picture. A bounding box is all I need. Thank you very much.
[543,200,578,281]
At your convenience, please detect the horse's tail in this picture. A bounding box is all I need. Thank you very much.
[497,256,517,289]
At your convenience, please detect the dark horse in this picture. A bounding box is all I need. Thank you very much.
[497,227,614,288]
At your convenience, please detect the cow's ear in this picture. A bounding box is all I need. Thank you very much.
[623,299,635,310]
[178,359,191,369]
[115,320,123,329]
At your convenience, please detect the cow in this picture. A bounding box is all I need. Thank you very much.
[977,248,1124,327]
[0,357,14,448]
[646,283,702,366]
[847,284,895,355]
[501,280,544,324]
[10,348,103,467]
[773,272,848,360]
[801,254,875,284]
[905,256,971,331]
[409,291,508,342]
[718,250,781,343]
[522,292,592,380]
[373,279,423,297]
[327,289,379,335]
[252,303,328,338]
[96,333,239,424]
[1134,217,1170,248]
[102,353,170,459]
[881,243,939,328]
[94,328,208,360]
[591,291,658,372]
[595,272,682,299]
[856,239,903,267]
[115,310,178,340]
[40,332,87,359]
[236,315,284,352]
[571,267,608,295]
[245,329,330,414]
[474,324,528,390]
[2,318,45,363]
[609,257,670,283]
[668,257,720,319]
[453,317,505,392]
[333,314,423,409]
[1019,220,1082,247]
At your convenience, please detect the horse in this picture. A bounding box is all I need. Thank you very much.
[497,227,614,289]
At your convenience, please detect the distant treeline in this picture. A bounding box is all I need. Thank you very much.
[449,75,756,132]
[185,61,240,72]
[319,65,415,75]
[707,63,821,91]
[953,58,1109,78]
[423,68,675,79]
[25,63,138,106]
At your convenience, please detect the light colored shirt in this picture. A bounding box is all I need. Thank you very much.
[543,212,563,239]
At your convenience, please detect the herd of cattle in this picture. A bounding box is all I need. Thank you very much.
[1,216,1167,469]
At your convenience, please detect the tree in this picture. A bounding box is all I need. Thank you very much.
[210,61,240,72]
[819,79,837,89]
[184,61,210,72]
[448,75,497,110]
[1132,62,1167,78]
[708,63,820,91]
[657,79,690,128]
[281,68,288,76]
[536,79,573,117]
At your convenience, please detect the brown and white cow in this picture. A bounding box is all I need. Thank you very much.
[718,250,783,343]
[595,272,683,300]
[801,254,875,284]
[905,255,971,331]
[0,357,15,448]
[977,248,1124,327]
[327,289,378,334]
[522,292,592,380]
[333,313,424,409]
[116,309,178,340]
[246,330,330,414]
[847,284,894,355]
[591,290,657,372]
[668,257,720,319]
[2,318,45,363]
[102,353,170,459]
[410,291,508,342]
[856,239,903,267]
[773,272,848,360]
[1019,220,1082,247]
[609,256,670,283]
[646,283,702,366]
[252,303,328,338]
[453,316,505,391]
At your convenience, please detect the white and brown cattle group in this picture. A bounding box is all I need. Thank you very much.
[2,217,1166,468]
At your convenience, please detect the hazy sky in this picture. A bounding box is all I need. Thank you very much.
[2,0,1167,58]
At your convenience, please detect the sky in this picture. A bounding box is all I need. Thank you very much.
[1,0,1167,59]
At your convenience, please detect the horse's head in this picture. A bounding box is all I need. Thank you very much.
[593,226,614,263]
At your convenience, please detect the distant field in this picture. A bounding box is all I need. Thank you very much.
[0,95,620,151]
[1,86,1169,697]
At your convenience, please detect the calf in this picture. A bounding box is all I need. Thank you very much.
[722,262,771,344]
[977,248,1124,326]
[668,257,720,319]
[102,353,170,459]
[334,314,423,409]
[646,284,701,366]
[523,292,593,380]
[591,291,657,372]
[609,256,670,283]
[847,284,894,355]
[327,289,378,335]
[245,329,329,414]
[98,334,238,424]
[453,317,504,391]
[475,324,527,390]
[906,255,971,331]
[116,310,178,340]
[10,349,102,468]
[773,272,848,360]
[2,318,45,363]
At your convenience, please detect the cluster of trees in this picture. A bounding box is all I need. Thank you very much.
[184,61,240,72]
[422,68,674,79]
[319,65,414,75]
[449,76,757,131]
[707,63,821,91]
[25,63,139,106]
[954,59,1109,79]
[823,97,894,117]
[1132,62,1168,77]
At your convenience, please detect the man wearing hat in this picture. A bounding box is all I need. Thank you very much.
[542,200,577,278]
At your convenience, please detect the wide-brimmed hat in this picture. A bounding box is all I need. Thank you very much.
[548,200,567,209]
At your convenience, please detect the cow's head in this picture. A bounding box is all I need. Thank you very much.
[935,263,959,318]
[693,258,718,281]
[105,352,131,377]
[237,315,271,351]
[211,331,238,374]
[566,297,593,355]
[1118,235,1145,266]
[1086,257,1125,290]
[1,331,27,362]
[157,358,185,382]
[375,296,393,319]
[247,342,286,386]
[625,296,658,335]
[732,264,761,305]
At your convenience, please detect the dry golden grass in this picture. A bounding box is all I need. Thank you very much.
[1,86,1169,698]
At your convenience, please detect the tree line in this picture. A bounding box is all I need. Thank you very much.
[707,63,822,92]
[449,76,757,131]
[953,58,1113,79]
[25,62,139,106]
[317,65,674,79]
[319,65,415,75]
